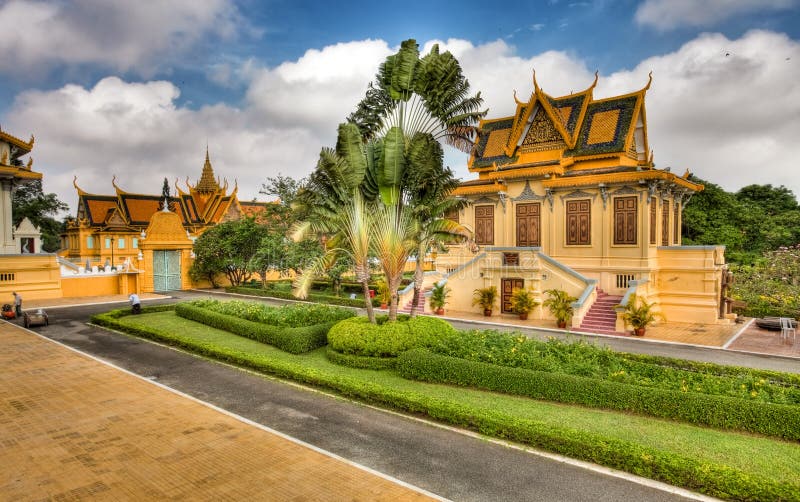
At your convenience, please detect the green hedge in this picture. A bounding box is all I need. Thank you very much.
[325,347,397,370]
[429,329,800,404]
[397,349,800,441]
[188,299,355,327]
[90,310,799,501]
[327,315,457,357]
[174,303,335,354]
[227,286,381,308]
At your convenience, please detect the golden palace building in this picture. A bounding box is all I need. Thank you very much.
[59,149,271,294]
[0,135,271,301]
[429,74,728,329]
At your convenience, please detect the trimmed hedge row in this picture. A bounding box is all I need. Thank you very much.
[90,310,799,501]
[227,286,381,308]
[174,303,335,354]
[324,347,397,370]
[327,315,457,357]
[619,351,800,388]
[396,349,800,441]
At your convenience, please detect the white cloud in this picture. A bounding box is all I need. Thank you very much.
[596,30,800,195]
[246,39,393,136]
[0,0,242,74]
[6,77,319,208]
[635,0,797,31]
[5,31,800,215]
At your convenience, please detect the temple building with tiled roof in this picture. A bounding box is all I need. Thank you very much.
[431,73,729,329]
[61,149,273,269]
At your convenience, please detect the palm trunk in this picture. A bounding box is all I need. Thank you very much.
[410,242,425,318]
[361,280,376,323]
[356,264,375,323]
[388,276,401,321]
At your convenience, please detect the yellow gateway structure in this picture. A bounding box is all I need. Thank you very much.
[431,74,728,331]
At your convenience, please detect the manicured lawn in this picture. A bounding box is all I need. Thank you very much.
[117,311,800,494]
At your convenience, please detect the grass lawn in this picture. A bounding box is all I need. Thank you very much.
[114,311,800,498]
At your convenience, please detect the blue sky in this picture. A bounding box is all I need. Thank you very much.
[1,0,798,211]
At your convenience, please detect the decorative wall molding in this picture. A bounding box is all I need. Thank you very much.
[512,180,547,202]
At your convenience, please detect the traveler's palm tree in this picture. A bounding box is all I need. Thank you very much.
[371,202,415,320]
[292,190,376,323]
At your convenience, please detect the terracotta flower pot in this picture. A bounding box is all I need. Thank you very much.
[519,313,528,320]
[483,309,492,317]
[557,320,567,329]
[633,327,646,336]
[380,303,388,309]
[435,308,444,315]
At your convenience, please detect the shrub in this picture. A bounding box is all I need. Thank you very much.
[428,330,800,404]
[324,347,397,370]
[175,303,336,354]
[397,349,800,441]
[327,315,456,358]
[227,285,381,307]
[188,299,354,327]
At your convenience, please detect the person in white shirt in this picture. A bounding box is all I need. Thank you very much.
[129,293,141,314]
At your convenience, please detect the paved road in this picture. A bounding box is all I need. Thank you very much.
[23,297,703,502]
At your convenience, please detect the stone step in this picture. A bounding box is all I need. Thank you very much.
[580,321,617,329]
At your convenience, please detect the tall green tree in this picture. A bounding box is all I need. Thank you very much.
[293,190,377,322]
[295,39,484,319]
[12,180,68,252]
[190,218,269,287]
[682,177,800,264]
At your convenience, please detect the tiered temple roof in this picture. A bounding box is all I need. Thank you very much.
[71,150,272,232]
[457,72,702,196]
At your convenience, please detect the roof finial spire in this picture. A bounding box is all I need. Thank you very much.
[532,69,540,93]
[196,145,220,193]
[590,70,599,90]
[643,71,653,91]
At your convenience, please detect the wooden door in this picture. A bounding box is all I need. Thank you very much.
[474,205,494,245]
[516,203,540,247]
[501,278,524,313]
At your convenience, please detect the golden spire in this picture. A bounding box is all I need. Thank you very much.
[195,146,221,193]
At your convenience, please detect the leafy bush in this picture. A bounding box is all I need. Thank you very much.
[188,299,354,327]
[428,330,800,405]
[327,315,456,358]
[227,285,381,307]
[174,303,336,354]
[324,347,397,370]
[397,348,800,440]
[730,245,800,319]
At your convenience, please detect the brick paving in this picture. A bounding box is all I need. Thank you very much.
[0,322,437,501]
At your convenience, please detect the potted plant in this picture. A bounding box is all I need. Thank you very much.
[376,278,390,309]
[429,282,450,315]
[543,289,578,328]
[619,294,664,336]
[510,288,538,320]
[472,286,498,316]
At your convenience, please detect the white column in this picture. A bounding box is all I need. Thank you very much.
[0,179,15,254]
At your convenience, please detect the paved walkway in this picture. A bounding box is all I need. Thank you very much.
[23,293,168,309]
[0,321,437,501]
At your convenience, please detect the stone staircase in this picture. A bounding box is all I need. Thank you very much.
[399,287,432,315]
[578,290,623,335]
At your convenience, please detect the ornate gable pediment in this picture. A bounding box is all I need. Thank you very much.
[104,207,128,228]
[221,200,242,222]
[520,107,566,153]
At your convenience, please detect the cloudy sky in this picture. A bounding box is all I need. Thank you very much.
[1,0,798,214]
